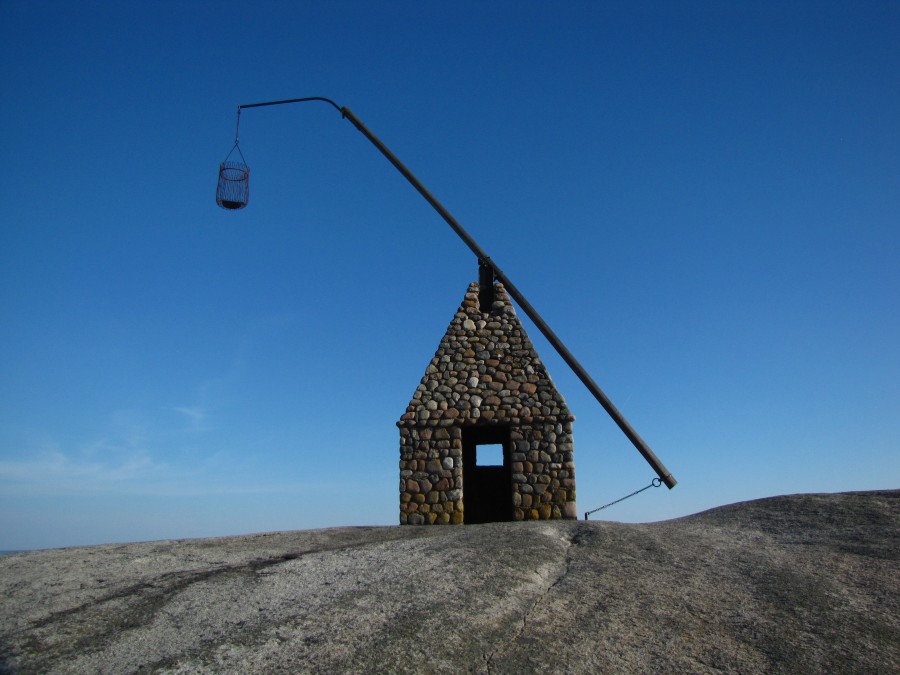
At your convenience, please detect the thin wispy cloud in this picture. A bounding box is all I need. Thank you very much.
[172,405,211,433]
[0,421,309,499]
[0,442,287,498]
[173,406,205,421]
[0,448,160,492]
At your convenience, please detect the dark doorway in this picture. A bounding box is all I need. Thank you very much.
[462,425,513,524]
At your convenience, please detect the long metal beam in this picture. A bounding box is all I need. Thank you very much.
[235,97,677,489]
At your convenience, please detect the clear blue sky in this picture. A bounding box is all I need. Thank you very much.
[1,1,897,551]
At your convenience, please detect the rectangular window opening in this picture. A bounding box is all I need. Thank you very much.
[476,443,504,467]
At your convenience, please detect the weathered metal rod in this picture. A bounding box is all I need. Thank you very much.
[338,106,676,489]
[234,98,677,489]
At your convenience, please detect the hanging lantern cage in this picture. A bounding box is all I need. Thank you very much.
[216,142,250,210]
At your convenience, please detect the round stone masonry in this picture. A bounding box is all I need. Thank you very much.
[398,281,577,524]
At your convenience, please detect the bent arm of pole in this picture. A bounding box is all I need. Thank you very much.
[339,106,676,489]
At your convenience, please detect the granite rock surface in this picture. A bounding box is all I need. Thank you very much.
[1,490,897,673]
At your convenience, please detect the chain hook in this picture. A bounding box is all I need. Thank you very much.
[584,478,663,520]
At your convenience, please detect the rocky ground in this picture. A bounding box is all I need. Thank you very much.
[1,489,897,673]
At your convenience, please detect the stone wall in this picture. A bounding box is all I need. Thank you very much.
[397,282,577,524]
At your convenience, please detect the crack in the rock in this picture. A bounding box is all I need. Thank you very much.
[484,529,581,672]
[7,542,374,672]
[27,551,299,629]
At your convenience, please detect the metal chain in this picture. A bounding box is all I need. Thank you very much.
[584,478,662,520]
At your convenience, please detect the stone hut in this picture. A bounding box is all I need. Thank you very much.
[397,280,577,524]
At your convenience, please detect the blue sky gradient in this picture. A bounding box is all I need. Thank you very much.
[1,1,898,550]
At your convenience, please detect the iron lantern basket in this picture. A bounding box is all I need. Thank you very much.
[216,143,250,210]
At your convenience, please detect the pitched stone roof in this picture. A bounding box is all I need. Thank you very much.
[398,282,573,426]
